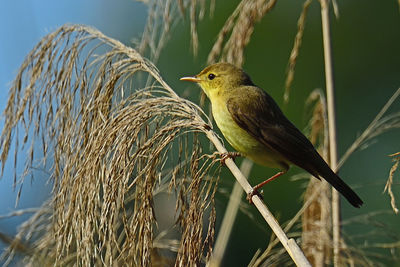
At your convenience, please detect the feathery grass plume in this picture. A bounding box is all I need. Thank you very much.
[384,152,399,214]
[207,0,277,66]
[138,0,212,61]
[284,0,313,104]
[0,24,223,266]
[138,0,177,62]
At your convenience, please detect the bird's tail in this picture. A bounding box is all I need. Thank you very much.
[320,168,363,208]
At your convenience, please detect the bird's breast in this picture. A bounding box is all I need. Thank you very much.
[210,97,286,169]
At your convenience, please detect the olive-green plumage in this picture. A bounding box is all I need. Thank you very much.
[181,62,363,208]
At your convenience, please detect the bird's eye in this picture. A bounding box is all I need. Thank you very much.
[208,73,216,80]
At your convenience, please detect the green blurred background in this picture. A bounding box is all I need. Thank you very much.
[1,0,399,265]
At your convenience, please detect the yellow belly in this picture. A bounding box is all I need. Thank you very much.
[211,98,287,169]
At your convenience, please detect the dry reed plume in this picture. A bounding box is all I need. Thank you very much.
[138,0,212,61]
[0,24,222,266]
[207,0,277,66]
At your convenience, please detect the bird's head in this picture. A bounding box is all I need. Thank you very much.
[180,63,253,98]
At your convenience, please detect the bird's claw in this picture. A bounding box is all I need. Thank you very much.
[219,152,241,166]
[246,188,263,204]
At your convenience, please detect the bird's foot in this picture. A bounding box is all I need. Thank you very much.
[219,152,242,166]
[246,188,263,204]
[246,171,286,204]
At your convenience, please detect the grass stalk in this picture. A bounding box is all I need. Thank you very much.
[319,0,340,265]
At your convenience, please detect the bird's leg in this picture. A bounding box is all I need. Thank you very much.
[219,152,242,166]
[247,171,286,203]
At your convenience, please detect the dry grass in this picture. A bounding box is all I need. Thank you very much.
[138,0,212,61]
[284,0,313,103]
[0,24,223,266]
[384,152,400,214]
[207,0,277,66]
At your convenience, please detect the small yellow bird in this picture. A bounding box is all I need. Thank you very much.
[181,62,363,208]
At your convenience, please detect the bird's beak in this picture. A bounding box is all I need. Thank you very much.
[180,76,201,83]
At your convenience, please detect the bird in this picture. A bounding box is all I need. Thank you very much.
[180,62,363,208]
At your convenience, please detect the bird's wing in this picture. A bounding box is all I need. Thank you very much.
[226,86,323,177]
